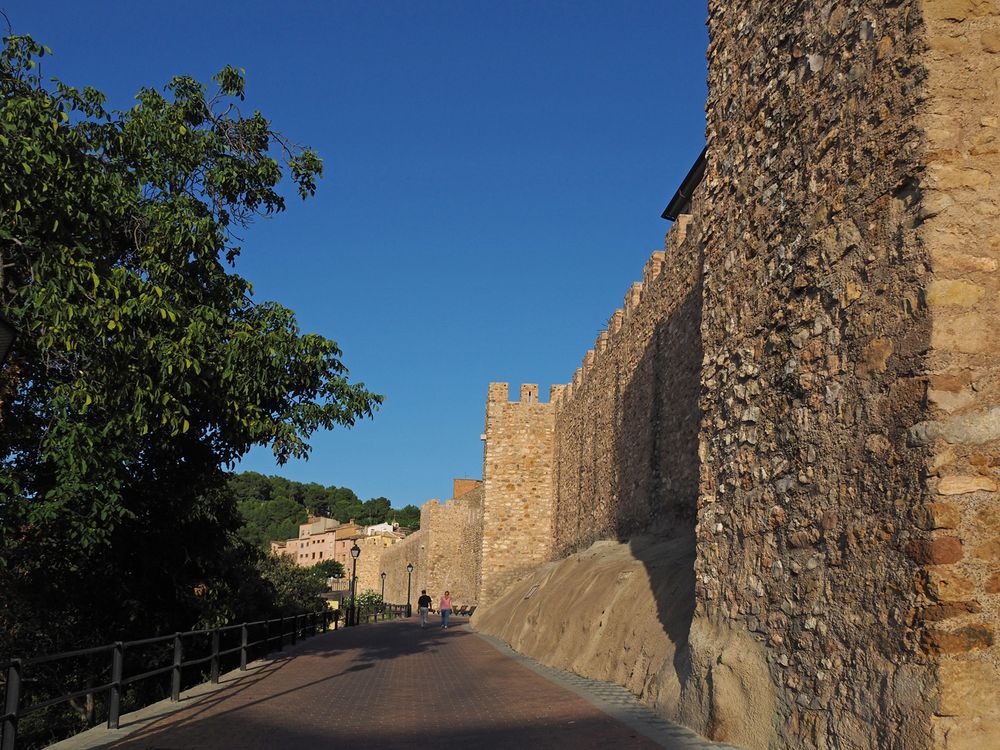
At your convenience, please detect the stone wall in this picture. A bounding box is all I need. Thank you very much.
[914,4,1000,747]
[353,533,399,598]
[551,216,703,555]
[479,383,556,606]
[471,3,999,748]
[380,484,484,608]
[695,2,940,747]
[420,486,484,606]
[381,527,427,607]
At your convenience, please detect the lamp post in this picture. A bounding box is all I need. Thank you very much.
[380,571,386,604]
[349,542,361,626]
[0,315,16,369]
[405,563,414,618]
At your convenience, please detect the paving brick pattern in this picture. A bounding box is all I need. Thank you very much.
[53,618,741,750]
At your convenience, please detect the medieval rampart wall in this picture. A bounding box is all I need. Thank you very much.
[551,216,703,555]
[380,486,484,607]
[381,528,426,607]
[471,4,999,748]
[689,2,996,747]
[421,486,484,606]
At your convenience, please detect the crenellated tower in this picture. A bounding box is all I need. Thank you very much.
[478,383,557,606]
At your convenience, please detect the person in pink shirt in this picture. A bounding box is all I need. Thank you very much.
[439,591,453,629]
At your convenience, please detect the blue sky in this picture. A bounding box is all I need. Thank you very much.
[8,1,709,507]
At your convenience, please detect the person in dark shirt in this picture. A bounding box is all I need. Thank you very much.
[417,590,432,627]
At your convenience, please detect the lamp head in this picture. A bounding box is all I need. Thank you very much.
[350,542,361,559]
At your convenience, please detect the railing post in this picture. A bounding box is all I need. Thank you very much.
[278,616,284,651]
[240,624,249,671]
[210,629,220,684]
[323,610,329,632]
[2,659,22,750]
[171,633,182,701]
[108,641,124,729]
[291,615,298,645]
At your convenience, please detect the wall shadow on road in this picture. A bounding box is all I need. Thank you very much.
[105,697,688,750]
[292,616,471,663]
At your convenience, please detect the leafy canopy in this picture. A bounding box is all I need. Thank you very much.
[0,33,381,662]
[0,34,382,554]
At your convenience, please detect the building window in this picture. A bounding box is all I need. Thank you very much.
[319,551,323,558]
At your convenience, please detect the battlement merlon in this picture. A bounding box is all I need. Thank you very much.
[487,382,509,403]
[486,382,556,405]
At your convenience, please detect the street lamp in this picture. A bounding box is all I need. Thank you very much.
[405,563,414,618]
[349,542,361,626]
[380,571,386,604]
[0,315,16,369]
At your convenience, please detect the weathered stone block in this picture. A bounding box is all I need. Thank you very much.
[914,502,961,530]
[932,314,990,354]
[974,538,1000,562]
[925,0,1000,23]
[938,658,1000,717]
[919,600,982,621]
[909,537,964,565]
[927,280,986,307]
[984,570,1000,593]
[938,475,998,495]
[927,569,978,600]
[922,624,995,654]
[910,408,1000,446]
[858,337,894,375]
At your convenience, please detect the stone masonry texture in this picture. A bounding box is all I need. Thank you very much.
[358,3,999,745]
[552,217,703,556]
[380,485,484,609]
[479,383,556,607]
[696,2,936,747]
[467,2,1000,749]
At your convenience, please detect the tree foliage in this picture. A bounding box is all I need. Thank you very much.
[309,558,344,581]
[230,471,420,549]
[0,33,381,660]
[255,555,328,615]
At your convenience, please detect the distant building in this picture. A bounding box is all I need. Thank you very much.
[271,515,339,567]
[269,516,405,571]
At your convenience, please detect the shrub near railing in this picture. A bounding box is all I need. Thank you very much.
[0,610,340,750]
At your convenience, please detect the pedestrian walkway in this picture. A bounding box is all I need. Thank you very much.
[50,618,743,750]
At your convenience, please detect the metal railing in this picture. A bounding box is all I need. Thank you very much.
[346,602,408,626]
[0,608,357,750]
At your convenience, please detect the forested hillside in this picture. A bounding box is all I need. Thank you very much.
[231,471,421,548]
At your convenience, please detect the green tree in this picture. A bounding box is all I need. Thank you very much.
[0,33,381,659]
[362,496,392,525]
[394,503,421,530]
[256,555,328,615]
[310,559,344,581]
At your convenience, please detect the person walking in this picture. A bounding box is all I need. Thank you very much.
[417,590,432,628]
[439,591,453,629]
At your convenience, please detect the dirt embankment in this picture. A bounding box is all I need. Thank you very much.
[472,536,777,750]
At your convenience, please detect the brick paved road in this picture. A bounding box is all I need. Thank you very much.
[54,618,740,749]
